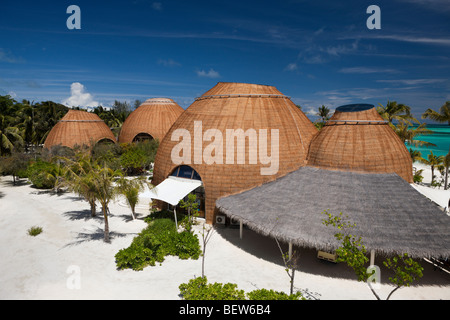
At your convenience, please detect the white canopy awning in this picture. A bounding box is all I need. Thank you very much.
[147,176,202,206]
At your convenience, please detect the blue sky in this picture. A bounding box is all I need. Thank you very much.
[0,0,449,119]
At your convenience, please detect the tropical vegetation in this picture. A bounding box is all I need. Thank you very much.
[322,210,424,300]
[115,215,201,271]
[178,277,305,300]
[422,101,450,125]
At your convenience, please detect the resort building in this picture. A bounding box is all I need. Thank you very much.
[216,104,450,260]
[150,82,318,223]
[307,103,413,183]
[118,98,184,144]
[43,109,116,150]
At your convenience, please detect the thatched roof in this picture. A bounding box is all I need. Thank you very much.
[44,110,116,149]
[152,82,318,223]
[216,166,450,259]
[118,98,184,143]
[307,104,413,183]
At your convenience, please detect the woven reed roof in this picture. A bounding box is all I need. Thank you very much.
[44,110,116,149]
[216,166,450,259]
[152,82,318,223]
[307,104,413,183]
[118,98,184,143]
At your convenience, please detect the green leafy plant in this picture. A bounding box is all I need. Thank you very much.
[115,218,201,271]
[27,226,43,236]
[179,193,199,232]
[26,159,59,189]
[413,169,424,184]
[383,254,423,300]
[179,277,305,300]
[321,210,423,300]
[179,277,246,300]
[246,288,304,300]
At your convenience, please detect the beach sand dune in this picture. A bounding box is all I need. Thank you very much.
[0,176,449,300]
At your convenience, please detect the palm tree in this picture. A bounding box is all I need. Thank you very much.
[90,165,123,242]
[116,176,146,220]
[409,148,424,163]
[420,151,444,185]
[392,120,435,147]
[317,105,331,122]
[421,101,450,125]
[377,101,415,124]
[59,155,99,216]
[443,148,450,190]
[0,115,24,155]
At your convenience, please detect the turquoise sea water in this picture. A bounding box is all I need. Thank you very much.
[406,124,450,159]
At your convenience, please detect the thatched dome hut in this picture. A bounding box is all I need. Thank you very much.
[118,98,184,143]
[44,109,116,150]
[152,82,318,223]
[307,104,413,183]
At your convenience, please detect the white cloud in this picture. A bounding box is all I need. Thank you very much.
[0,48,24,63]
[152,2,162,11]
[158,58,181,67]
[62,82,99,108]
[376,78,446,85]
[284,63,298,71]
[339,67,399,74]
[196,68,220,78]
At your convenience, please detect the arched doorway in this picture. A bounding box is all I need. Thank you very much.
[169,165,205,218]
[133,132,153,143]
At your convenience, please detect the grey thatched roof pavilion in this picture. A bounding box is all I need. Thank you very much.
[215,166,450,259]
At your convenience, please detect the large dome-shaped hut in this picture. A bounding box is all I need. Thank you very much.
[152,82,318,223]
[118,98,184,144]
[44,109,116,150]
[307,104,413,182]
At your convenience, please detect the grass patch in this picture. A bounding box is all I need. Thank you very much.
[27,226,43,236]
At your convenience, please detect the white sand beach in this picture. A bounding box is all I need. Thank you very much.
[0,173,449,300]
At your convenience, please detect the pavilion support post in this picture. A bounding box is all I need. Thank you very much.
[239,220,243,239]
[370,249,375,266]
[174,207,178,230]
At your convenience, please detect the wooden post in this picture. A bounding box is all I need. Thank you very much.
[370,249,375,266]
[239,220,243,239]
[174,207,178,230]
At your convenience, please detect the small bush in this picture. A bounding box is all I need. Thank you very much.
[115,218,201,271]
[26,160,58,189]
[28,226,43,236]
[246,288,305,300]
[179,277,305,300]
[413,169,424,184]
[179,277,246,300]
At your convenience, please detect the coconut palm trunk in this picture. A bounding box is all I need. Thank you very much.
[89,199,96,217]
[101,204,110,243]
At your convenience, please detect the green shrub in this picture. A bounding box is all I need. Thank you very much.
[26,160,58,189]
[115,218,201,271]
[179,277,246,300]
[246,288,305,300]
[27,226,43,236]
[413,169,424,184]
[179,277,306,301]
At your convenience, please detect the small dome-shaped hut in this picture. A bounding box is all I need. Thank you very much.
[44,109,116,150]
[307,104,413,182]
[118,98,184,143]
[152,82,318,223]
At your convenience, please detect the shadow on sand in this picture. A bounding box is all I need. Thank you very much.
[215,225,450,288]
[63,226,132,247]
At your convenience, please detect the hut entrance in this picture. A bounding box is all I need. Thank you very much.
[133,132,153,143]
[170,165,205,218]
